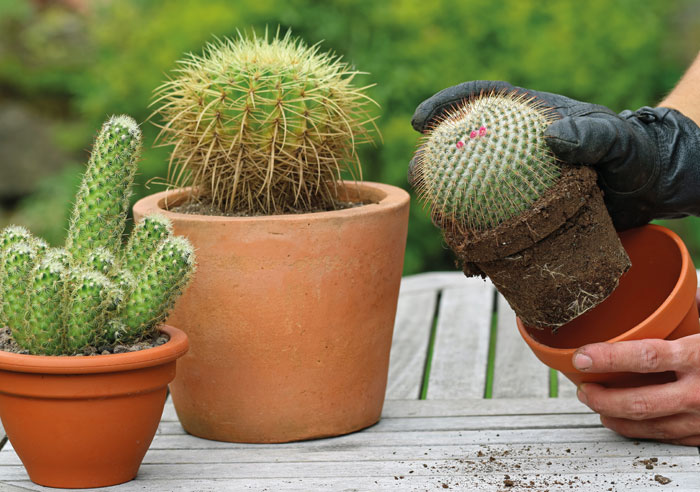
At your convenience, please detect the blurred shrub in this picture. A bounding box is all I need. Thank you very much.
[0,0,693,272]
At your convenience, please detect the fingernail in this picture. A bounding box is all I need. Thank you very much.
[577,385,588,405]
[573,353,593,370]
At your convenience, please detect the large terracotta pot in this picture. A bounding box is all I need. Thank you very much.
[0,325,188,488]
[133,181,410,443]
[517,225,699,388]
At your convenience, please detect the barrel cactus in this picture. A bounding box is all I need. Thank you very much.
[151,29,378,215]
[0,115,196,356]
[413,92,560,230]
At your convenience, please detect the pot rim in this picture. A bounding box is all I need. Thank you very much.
[0,325,188,375]
[516,224,695,357]
[133,181,410,224]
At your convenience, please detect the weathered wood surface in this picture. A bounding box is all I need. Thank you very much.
[384,290,436,400]
[426,279,493,399]
[1,271,699,491]
[493,293,551,398]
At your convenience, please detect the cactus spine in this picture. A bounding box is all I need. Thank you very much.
[413,93,560,231]
[152,29,378,215]
[0,115,196,355]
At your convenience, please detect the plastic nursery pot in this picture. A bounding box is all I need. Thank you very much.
[517,225,699,388]
[0,325,188,489]
[133,181,410,443]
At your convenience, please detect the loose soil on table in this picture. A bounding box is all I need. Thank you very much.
[404,445,675,490]
[443,166,631,329]
[0,326,169,356]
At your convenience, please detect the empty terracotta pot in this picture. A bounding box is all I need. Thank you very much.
[0,325,188,489]
[517,225,699,387]
[133,181,410,443]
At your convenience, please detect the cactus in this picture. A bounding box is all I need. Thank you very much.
[121,236,195,339]
[25,255,67,355]
[0,115,196,356]
[86,247,117,277]
[66,115,142,260]
[123,214,172,278]
[0,242,39,348]
[152,29,378,215]
[413,92,560,231]
[65,270,119,351]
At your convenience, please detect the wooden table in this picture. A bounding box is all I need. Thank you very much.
[1,272,699,490]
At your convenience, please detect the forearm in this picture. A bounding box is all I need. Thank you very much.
[659,52,700,125]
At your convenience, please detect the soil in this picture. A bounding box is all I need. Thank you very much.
[444,165,631,329]
[444,165,599,263]
[0,326,169,356]
[170,196,365,217]
[406,446,677,490]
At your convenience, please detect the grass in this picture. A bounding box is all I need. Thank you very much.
[549,368,559,397]
[419,292,441,400]
[484,292,499,399]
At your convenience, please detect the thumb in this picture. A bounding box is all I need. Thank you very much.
[544,115,623,166]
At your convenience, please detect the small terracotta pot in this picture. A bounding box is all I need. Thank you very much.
[517,225,699,388]
[0,325,188,488]
[133,181,410,443]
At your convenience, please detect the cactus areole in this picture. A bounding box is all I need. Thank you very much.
[413,93,631,329]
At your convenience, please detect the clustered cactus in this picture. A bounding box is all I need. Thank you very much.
[0,116,196,355]
[151,29,378,215]
[413,92,560,231]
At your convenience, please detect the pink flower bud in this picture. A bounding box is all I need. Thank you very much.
[469,131,477,139]
[456,141,464,149]
[479,126,487,136]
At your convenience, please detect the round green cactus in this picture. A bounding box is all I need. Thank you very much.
[152,29,378,215]
[414,93,560,231]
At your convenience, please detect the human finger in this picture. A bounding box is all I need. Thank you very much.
[599,413,700,442]
[577,381,695,420]
[572,337,700,374]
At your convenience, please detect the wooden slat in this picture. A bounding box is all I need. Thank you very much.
[558,371,580,398]
[493,294,549,398]
[100,428,678,448]
[153,413,603,437]
[7,473,700,492]
[123,440,700,461]
[163,397,594,421]
[398,271,471,295]
[426,279,494,399]
[385,290,437,399]
[4,440,693,466]
[381,397,590,417]
[4,456,699,480]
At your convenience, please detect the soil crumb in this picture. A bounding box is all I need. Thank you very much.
[654,474,672,485]
[0,326,169,356]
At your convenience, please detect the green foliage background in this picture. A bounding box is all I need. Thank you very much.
[1,0,698,273]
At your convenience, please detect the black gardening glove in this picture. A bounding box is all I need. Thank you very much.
[410,80,700,231]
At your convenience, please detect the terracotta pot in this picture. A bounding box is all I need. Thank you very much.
[450,166,631,329]
[517,225,699,388]
[0,325,188,488]
[133,181,410,443]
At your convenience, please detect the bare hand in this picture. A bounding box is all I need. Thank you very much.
[573,331,700,445]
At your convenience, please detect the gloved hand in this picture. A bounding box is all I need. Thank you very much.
[410,80,700,231]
